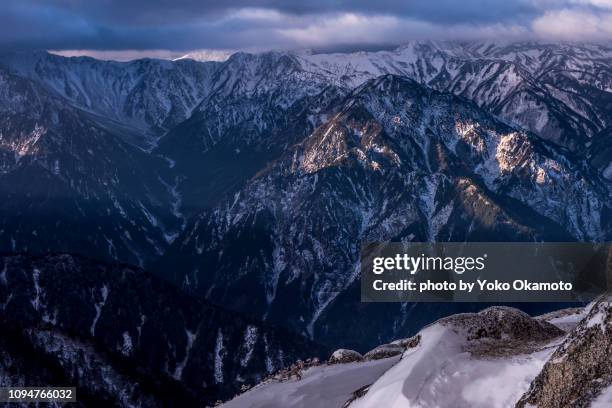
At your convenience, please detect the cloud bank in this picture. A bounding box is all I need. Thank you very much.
[1,0,611,59]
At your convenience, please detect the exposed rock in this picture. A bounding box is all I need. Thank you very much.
[441,306,564,342]
[363,344,403,361]
[343,384,371,408]
[329,349,364,364]
[390,334,421,349]
[435,306,565,358]
[516,297,612,408]
[262,358,322,383]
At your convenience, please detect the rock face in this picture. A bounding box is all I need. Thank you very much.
[517,297,612,408]
[440,306,565,343]
[0,253,327,406]
[391,334,421,349]
[329,349,364,364]
[363,344,404,361]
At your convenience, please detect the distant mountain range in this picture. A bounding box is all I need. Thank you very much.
[0,42,610,403]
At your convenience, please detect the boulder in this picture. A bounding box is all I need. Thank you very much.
[328,349,364,364]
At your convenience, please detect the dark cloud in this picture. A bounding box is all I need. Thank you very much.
[0,0,610,53]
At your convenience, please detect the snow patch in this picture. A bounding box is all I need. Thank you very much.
[174,329,197,380]
[90,285,109,336]
[221,357,399,408]
[31,268,43,311]
[241,326,259,367]
[603,162,612,181]
[214,329,226,384]
[120,332,133,356]
[592,384,612,408]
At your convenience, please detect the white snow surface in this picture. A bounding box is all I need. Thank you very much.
[537,308,587,332]
[89,285,109,336]
[221,357,399,408]
[214,329,226,384]
[592,384,612,408]
[350,324,559,408]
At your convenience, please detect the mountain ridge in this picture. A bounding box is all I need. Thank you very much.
[155,73,609,348]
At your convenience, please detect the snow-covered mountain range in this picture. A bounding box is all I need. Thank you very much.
[0,41,610,404]
[0,65,190,266]
[157,73,610,349]
[1,51,218,146]
[298,42,612,153]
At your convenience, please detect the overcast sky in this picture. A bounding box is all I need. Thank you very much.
[2,0,612,60]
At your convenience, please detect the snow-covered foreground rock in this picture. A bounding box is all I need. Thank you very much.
[221,304,612,408]
[351,307,564,408]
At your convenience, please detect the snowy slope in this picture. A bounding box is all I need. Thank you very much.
[221,357,399,408]
[351,314,560,408]
[221,304,609,408]
[352,301,611,408]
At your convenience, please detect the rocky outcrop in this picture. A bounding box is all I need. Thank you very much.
[390,334,421,349]
[363,344,404,361]
[441,306,565,342]
[329,349,364,364]
[516,297,612,408]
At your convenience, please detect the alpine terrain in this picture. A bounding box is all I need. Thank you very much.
[0,41,610,405]
[223,298,612,408]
